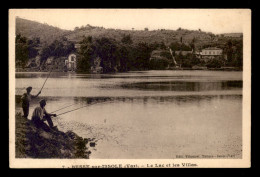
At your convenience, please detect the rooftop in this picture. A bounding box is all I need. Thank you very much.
[203,47,222,50]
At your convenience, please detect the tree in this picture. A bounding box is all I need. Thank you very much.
[117,45,129,72]
[190,37,196,51]
[160,50,172,59]
[121,34,133,45]
[149,42,161,51]
[234,40,243,67]
[40,44,52,62]
[134,42,151,70]
[39,37,75,62]
[149,59,169,70]
[206,59,223,68]
[76,36,95,73]
[181,59,192,68]
[28,37,40,58]
[159,42,166,50]
[169,42,191,51]
[191,56,201,66]
[94,37,118,73]
[169,42,180,51]
[180,43,191,51]
[224,39,243,68]
[224,40,234,64]
[15,34,29,68]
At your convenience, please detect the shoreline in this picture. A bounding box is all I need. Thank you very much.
[15,112,94,158]
[15,67,243,73]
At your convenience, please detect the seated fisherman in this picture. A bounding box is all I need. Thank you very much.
[31,99,57,132]
[21,86,41,118]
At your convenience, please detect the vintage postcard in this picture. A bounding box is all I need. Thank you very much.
[9,9,251,168]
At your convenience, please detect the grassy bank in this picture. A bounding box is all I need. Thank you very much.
[15,112,92,158]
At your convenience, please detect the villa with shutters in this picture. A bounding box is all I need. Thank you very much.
[199,47,223,60]
[65,53,77,71]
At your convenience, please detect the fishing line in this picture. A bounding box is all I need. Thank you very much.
[56,100,114,116]
[49,103,79,113]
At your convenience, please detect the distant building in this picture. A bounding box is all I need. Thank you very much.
[175,50,193,56]
[150,50,170,61]
[200,47,223,60]
[65,53,77,71]
[222,33,243,38]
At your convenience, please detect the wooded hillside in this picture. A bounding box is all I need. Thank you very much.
[16,17,242,49]
[16,17,72,45]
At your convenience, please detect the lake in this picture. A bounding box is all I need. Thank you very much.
[15,70,242,159]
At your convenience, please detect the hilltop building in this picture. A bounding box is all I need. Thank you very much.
[194,47,223,61]
[200,47,223,60]
[222,33,243,38]
[149,49,174,69]
[150,50,170,61]
[65,53,77,71]
[175,50,193,56]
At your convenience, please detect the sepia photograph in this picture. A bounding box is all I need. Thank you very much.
[9,9,251,168]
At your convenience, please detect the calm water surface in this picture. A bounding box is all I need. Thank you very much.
[15,70,242,159]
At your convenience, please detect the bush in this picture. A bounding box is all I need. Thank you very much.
[15,34,29,68]
[206,59,223,68]
[149,59,169,70]
[181,59,192,68]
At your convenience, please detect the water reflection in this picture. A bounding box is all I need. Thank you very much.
[72,95,242,107]
[15,70,243,80]
[15,72,56,78]
[16,94,242,114]
[120,81,242,92]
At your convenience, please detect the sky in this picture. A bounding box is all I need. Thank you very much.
[11,9,250,34]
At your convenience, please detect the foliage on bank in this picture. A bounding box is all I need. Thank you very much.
[16,32,243,72]
[15,34,40,68]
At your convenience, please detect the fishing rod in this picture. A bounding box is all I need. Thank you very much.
[40,67,53,92]
[56,101,114,116]
[49,103,79,113]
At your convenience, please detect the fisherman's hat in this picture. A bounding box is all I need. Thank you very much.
[39,99,46,105]
[26,86,32,91]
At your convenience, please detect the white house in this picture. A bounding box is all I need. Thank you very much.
[175,50,193,56]
[65,53,77,71]
[200,47,223,59]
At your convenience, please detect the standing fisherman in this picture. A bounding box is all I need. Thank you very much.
[21,68,52,118]
[21,87,41,118]
[31,99,57,132]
